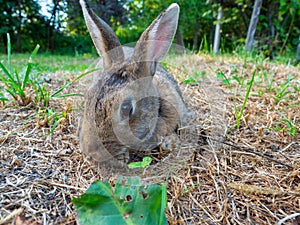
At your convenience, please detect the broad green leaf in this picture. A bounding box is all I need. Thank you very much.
[73,177,168,225]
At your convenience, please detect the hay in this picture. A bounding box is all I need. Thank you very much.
[0,54,299,225]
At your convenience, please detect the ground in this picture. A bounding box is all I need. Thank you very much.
[0,53,299,225]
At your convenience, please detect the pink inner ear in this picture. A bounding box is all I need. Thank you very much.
[151,20,173,61]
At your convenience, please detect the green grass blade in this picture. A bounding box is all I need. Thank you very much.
[7,33,11,73]
[22,44,40,90]
[14,70,21,88]
[0,62,17,84]
[0,62,23,97]
[52,93,83,98]
[48,118,59,135]
[50,68,99,98]
[238,69,256,120]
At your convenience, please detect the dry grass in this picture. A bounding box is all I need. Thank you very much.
[0,54,299,225]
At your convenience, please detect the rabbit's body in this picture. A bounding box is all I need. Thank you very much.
[79,0,188,163]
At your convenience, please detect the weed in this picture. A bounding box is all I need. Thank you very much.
[275,75,294,104]
[128,156,152,169]
[0,86,8,103]
[235,69,256,129]
[293,84,300,94]
[0,33,97,133]
[184,70,206,85]
[279,112,298,137]
[128,156,153,175]
[0,34,40,105]
[216,71,231,86]
[36,102,72,135]
[263,71,274,92]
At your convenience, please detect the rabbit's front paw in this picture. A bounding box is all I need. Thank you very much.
[160,134,180,151]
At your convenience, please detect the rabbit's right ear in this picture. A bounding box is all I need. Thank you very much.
[80,0,124,70]
[132,3,179,77]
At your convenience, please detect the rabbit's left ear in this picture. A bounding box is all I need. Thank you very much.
[80,0,124,70]
[132,3,179,76]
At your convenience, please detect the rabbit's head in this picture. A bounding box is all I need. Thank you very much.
[79,0,179,161]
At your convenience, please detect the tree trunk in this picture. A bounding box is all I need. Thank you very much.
[296,34,300,64]
[267,3,275,59]
[49,0,59,52]
[245,0,263,51]
[213,6,223,55]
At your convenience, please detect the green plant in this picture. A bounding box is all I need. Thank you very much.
[216,71,231,86]
[36,103,71,134]
[235,69,256,129]
[184,70,206,85]
[32,69,93,108]
[0,86,8,103]
[275,75,294,104]
[128,156,153,175]
[198,35,212,54]
[0,33,40,106]
[279,112,298,137]
[32,67,98,133]
[128,156,152,169]
[262,71,274,92]
[216,70,244,87]
[0,33,100,134]
[293,84,300,94]
[73,177,168,225]
[0,33,94,108]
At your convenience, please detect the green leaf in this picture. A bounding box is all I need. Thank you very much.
[184,77,198,85]
[53,93,84,98]
[22,44,40,90]
[128,157,152,169]
[73,177,168,225]
[0,61,16,85]
[216,71,231,85]
[7,33,11,74]
[0,96,8,101]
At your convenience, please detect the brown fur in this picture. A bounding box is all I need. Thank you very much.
[79,0,188,163]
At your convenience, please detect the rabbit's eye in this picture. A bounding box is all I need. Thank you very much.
[120,99,135,120]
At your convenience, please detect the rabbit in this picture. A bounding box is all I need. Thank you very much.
[79,0,188,164]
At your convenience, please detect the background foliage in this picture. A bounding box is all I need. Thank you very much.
[0,0,299,58]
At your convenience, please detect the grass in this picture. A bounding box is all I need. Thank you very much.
[0,34,97,133]
[0,34,40,105]
[0,52,96,74]
[0,44,299,224]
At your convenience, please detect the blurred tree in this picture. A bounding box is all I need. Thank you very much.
[255,0,300,59]
[213,4,223,54]
[245,0,262,51]
[0,0,47,53]
[0,0,299,57]
[66,0,127,34]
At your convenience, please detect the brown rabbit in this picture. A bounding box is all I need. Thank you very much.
[79,0,188,164]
